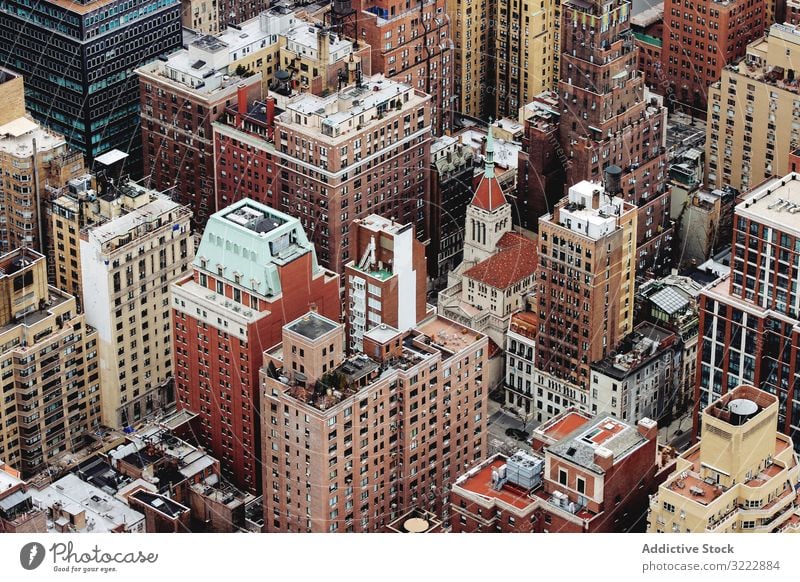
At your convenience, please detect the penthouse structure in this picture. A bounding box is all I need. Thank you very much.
[0,72,85,256]
[0,0,182,172]
[172,199,339,492]
[451,411,663,532]
[271,74,432,273]
[261,312,489,532]
[533,180,636,422]
[649,386,800,533]
[0,249,99,477]
[695,174,800,448]
[344,215,430,353]
[50,173,193,429]
[706,23,800,193]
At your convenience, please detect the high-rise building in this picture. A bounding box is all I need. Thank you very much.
[0,0,182,173]
[50,175,193,429]
[0,249,99,477]
[649,385,800,533]
[694,173,800,450]
[533,180,636,420]
[706,23,800,193]
[0,70,85,257]
[447,0,488,118]
[270,74,432,274]
[179,0,270,35]
[489,0,559,119]
[558,0,672,274]
[172,199,340,492]
[660,0,763,112]
[344,215,430,353]
[450,412,663,533]
[261,311,489,532]
[354,0,453,135]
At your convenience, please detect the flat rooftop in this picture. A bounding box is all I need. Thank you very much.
[87,197,184,247]
[356,214,413,237]
[547,416,649,473]
[416,316,483,355]
[455,457,538,510]
[286,312,339,341]
[736,173,800,234]
[131,490,188,519]
[224,204,286,233]
[0,117,66,157]
[32,474,144,532]
[535,411,593,443]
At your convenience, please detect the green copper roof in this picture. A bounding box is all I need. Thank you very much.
[195,199,320,298]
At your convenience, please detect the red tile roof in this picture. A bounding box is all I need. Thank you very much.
[470,174,507,211]
[463,232,537,289]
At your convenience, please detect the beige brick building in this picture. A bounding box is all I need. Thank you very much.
[0,249,99,477]
[648,385,800,533]
[50,176,193,429]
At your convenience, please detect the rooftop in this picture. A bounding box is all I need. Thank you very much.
[85,197,185,251]
[462,232,537,289]
[704,385,775,427]
[416,316,484,356]
[547,416,650,474]
[454,457,539,511]
[32,474,144,533]
[591,322,676,379]
[130,490,189,520]
[552,181,634,240]
[0,117,67,157]
[535,411,593,444]
[736,173,800,234]
[286,311,340,341]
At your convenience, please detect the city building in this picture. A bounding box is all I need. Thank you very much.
[384,508,444,532]
[636,272,703,416]
[32,473,146,533]
[589,322,679,423]
[558,0,673,274]
[0,0,183,173]
[172,199,340,492]
[343,215,431,353]
[532,180,637,422]
[354,0,453,135]
[504,294,537,415]
[516,92,565,230]
[0,70,85,256]
[648,385,800,533]
[137,7,297,228]
[438,127,537,352]
[677,187,736,269]
[489,0,559,119]
[448,0,488,118]
[451,412,664,532]
[694,173,800,450]
[269,74,433,274]
[180,0,270,35]
[428,135,475,289]
[50,172,193,429]
[0,249,99,477]
[261,311,489,532]
[0,462,46,533]
[454,123,521,196]
[706,23,800,193]
[660,0,763,112]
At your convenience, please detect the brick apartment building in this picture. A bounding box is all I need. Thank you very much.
[450,411,665,532]
[660,0,764,112]
[558,0,672,274]
[533,180,637,420]
[172,199,340,492]
[261,311,489,532]
[354,0,452,135]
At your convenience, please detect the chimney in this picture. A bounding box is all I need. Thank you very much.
[592,189,601,209]
[237,84,248,119]
[593,446,614,472]
[637,417,658,441]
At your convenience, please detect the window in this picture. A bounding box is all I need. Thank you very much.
[558,469,567,486]
[576,477,586,495]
